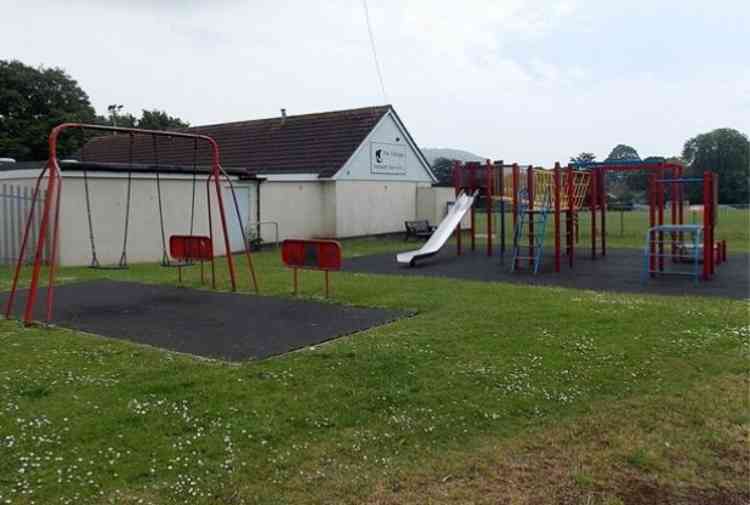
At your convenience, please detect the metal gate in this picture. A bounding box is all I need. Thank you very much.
[0,183,50,266]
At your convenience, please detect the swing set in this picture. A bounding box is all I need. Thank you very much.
[4,123,259,325]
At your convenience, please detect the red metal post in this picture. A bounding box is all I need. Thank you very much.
[648,173,656,275]
[567,165,575,268]
[600,167,607,257]
[470,163,477,251]
[527,166,534,267]
[486,159,493,257]
[220,171,259,293]
[657,177,664,272]
[669,167,682,261]
[496,160,506,256]
[454,161,462,256]
[470,204,476,252]
[512,163,519,231]
[679,166,685,213]
[553,162,561,272]
[590,167,598,259]
[702,172,710,280]
[45,172,63,322]
[206,176,217,289]
[4,167,47,319]
[210,164,237,291]
[23,163,59,324]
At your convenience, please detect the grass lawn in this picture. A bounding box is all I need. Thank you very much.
[0,236,748,504]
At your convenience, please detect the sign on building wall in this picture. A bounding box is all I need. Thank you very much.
[370,142,407,175]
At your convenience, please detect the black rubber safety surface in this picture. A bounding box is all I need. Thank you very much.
[345,247,750,300]
[1,280,406,361]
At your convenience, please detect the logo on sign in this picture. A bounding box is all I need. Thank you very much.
[371,142,407,175]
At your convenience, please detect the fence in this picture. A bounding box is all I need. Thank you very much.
[1,183,50,266]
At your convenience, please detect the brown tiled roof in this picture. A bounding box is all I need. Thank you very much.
[80,105,392,178]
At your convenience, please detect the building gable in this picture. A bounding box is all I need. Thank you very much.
[333,111,436,183]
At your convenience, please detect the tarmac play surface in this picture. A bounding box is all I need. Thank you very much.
[1,280,406,361]
[345,246,750,300]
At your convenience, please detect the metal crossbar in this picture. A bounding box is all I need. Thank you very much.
[641,224,703,284]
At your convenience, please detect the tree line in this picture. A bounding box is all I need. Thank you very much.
[431,132,748,205]
[570,130,749,205]
[0,59,188,161]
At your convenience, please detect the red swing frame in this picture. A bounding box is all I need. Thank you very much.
[4,123,258,325]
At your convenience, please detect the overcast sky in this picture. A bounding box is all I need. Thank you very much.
[3,0,748,164]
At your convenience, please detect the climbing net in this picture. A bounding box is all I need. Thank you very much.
[496,168,591,210]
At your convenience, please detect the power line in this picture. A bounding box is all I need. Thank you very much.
[362,0,388,104]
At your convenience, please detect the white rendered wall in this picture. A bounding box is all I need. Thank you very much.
[0,169,43,187]
[258,181,328,241]
[334,180,420,237]
[56,173,255,266]
[416,186,469,227]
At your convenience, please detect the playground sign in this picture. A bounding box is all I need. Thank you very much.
[370,141,407,175]
[281,239,342,297]
[169,235,213,261]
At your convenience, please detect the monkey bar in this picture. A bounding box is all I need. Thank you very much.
[571,160,686,259]
[4,123,258,325]
[645,171,721,281]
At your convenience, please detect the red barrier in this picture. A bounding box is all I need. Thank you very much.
[170,235,213,261]
[281,239,342,297]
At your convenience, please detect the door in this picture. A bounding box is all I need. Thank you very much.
[225,184,252,253]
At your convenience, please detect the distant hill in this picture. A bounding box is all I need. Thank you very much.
[421,148,486,166]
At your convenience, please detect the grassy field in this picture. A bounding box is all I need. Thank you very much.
[473,207,750,252]
[0,236,748,504]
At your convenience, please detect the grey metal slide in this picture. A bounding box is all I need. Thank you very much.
[396,190,477,266]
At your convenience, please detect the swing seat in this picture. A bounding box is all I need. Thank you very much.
[89,263,128,271]
[168,235,213,265]
[161,260,195,268]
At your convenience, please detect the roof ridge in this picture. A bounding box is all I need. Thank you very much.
[187,104,391,131]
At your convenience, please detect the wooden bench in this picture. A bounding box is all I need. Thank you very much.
[404,220,436,241]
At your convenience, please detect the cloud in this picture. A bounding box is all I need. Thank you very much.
[1,0,747,163]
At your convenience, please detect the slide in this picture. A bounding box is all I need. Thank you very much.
[396,190,477,266]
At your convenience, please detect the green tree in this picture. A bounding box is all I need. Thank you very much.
[605,144,640,162]
[0,60,96,160]
[624,155,666,193]
[682,128,750,204]
[431,156,455,185]
[137,109,189,130]
[570,152,596,165]
[95,109,186,130]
